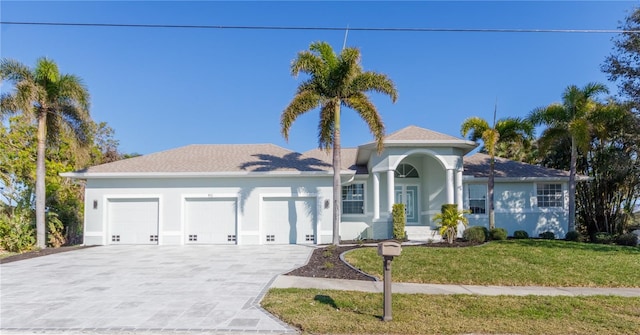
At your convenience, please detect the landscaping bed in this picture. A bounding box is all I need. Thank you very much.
[0,245,90,264]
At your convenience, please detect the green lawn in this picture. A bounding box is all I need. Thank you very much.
[263,288,640,335]
[344,240,640,287]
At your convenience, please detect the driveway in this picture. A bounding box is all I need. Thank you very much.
[1,245,312,333]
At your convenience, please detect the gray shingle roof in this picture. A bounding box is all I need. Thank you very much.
[303,148,368,174]
[78,144,332,173]
[463,153,571,179]
[385,125,464,141]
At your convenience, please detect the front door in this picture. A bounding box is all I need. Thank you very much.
[394,185,419,224]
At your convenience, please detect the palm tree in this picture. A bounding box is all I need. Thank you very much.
[528,82,608,232]
[281,41,398,245]
[461,115,534,229]
[1,57,90,249]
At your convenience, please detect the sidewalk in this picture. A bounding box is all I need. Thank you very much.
[272,275,640,297]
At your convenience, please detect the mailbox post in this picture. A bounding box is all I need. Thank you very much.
[377,241,402,322]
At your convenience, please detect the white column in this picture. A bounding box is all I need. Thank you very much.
[446,168,454,204]
[387,169,395,213]
[373,172,380,219]
[455,169,463,210]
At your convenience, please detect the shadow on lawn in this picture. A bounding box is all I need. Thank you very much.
[509,239,640,254]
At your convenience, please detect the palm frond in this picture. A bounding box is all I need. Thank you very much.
[57,74,90,110]
[318,101,336,151]
[310,41,338,69]
[568,118,591,152]
[280,90,321,140]
[350,72,398,102]
[537,127,570,155]
[0,58,32,82]
[495,117,534,142]
[291,51,324,78]
[343,92,385,152]
[460,116,489,141]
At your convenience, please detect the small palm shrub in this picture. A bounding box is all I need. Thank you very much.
[490,228,508,240]
[0,210,36,253]
[594,232,614,244]
[47,212,66,248]
[565,230,581,242]
[513,230,529,239]
[433,204,469,244]
[539,231,555,240]
[392,203,406,240]
[614,233,638,247]
[463,226,486,243]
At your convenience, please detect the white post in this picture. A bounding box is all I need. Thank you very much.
[446,169,454,204]
[387,170,395,213]
[455,169,463,210]
[373,172,380,219]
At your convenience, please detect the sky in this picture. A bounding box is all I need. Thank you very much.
[1,1,638,156]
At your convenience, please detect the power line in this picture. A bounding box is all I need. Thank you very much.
[0,21,637,34]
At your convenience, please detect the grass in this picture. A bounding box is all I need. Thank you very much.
[344,239,640,287]
[263,288,640,335]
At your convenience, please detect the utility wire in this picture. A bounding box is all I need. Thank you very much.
[0,21,637,34]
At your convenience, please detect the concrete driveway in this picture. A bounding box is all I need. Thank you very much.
[1,245,312,333]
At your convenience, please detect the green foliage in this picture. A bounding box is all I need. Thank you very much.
[392,203,406,240]
[490,228,508,240]
[594,232,615,244]
[614,233,638,247]
[539,231,556,240]
[513,230,529,239]
[46,211,66,248]
[433,204,469,244]
[463,226,486,243]
[565,230,581,242]
[0,210,35,253]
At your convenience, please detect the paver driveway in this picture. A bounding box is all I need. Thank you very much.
[1,245,312,333]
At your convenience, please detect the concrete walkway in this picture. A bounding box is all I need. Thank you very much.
[272,275,640,297]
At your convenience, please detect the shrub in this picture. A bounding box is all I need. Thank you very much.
[463,226,486,243]
[0,210,36,253]
[47,212,66,248]
[594,232,614,244]
[490,228,508,240]
[433,204,469,244]
[565,230,581,242]
[615,233,638,247]
[513,230,529,239]
[392,203,406,240]
[539,231,555,240]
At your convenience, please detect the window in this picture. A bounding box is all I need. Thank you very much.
[342,183,364,214]
[395,163,419,178]
[467,184,487,214]
[537,183,563,208]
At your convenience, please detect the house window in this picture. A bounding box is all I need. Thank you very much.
[467,184,487,214]
[537,183,563,208]
[342,183,364,214]
[395,164,419,178]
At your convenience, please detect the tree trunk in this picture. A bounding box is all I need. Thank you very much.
[36,109,47,249]
[489,153,495,230]
[568,136,577,232]
[332,103,342,246]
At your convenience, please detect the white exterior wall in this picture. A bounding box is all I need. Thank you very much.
[83,176,333,245]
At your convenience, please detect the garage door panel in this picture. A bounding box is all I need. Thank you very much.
[262,197,316,244]
[185,198,237,244]
[108,198,159,245]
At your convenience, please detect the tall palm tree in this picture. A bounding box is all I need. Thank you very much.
[1,57,90,248]
[281,41,397,245]
[461,115,534,229]
[528,82,608,232]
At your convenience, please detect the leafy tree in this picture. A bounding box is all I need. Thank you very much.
[1,57,91,248]
[528,83,609,232]
[461,115,534,229]
[281,41,397,245]
[433,204,470,244]
[602,8,640,110]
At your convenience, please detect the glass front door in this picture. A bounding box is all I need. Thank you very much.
[394,185,419,224]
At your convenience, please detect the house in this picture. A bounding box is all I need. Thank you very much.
[62,125,577,245]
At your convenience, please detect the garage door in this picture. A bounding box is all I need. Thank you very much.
[185,198,237,244]
[108,198,159,245]
[262,197,316,244]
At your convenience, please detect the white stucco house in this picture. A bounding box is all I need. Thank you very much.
[62,125,576,245]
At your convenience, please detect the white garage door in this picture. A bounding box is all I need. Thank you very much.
[108,198,159,245]
[262,197,316,244]
[185,198,237,244]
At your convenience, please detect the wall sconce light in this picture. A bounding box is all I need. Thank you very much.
[93,200,98,209]
[324,199,330,209]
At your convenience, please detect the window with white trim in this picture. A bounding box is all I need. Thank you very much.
[467,184,487,214]
[342,183,364,214]
[536,183,563,208]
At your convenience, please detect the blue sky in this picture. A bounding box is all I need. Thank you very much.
[1,1,637,156]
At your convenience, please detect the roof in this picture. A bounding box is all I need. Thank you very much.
[303,148,368,174]
[73,144,333,174]
[463,153,575,179]
[385,125,464,141]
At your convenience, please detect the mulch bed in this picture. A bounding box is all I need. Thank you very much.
[286,240,482,281]
[0,245,92,264]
